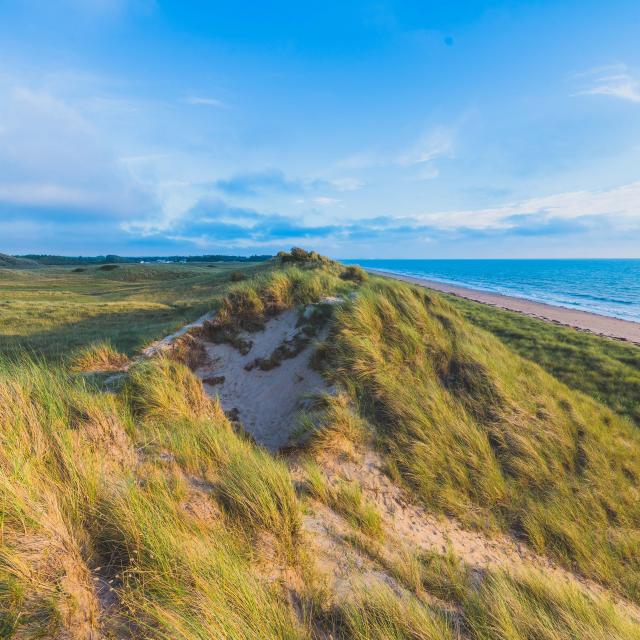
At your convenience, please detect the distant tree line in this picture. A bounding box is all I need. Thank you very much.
[16,254,273,265]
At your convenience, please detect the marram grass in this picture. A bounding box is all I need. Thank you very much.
[2,254,640,637]
[323,277,640,603]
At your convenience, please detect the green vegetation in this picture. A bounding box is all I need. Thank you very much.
[0,261,268,360]
[340,264,368,284]
[70,340,130,372]
[305,461,383,539]
[0,253,40,268]
[12,253,272,265]
[0,356,305,638]
[338,585,454,639]
[341,550,640,640]
[465,568,640,640]
[2,251,640,637]
[444,293,640,426]
[323,277,640,602]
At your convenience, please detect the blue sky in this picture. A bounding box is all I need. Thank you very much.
[1,0,640,258]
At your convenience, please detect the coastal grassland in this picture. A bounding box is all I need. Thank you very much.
[6,353,637,639]
[444,293,640,426]
[3,255,640,637]
[0,261,267,361]
[323,276,640,603]
[0,356,306,638]
[0,254,364,638]
[338,549,640,640]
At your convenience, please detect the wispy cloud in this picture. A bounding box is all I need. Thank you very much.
[336,151,385,170]
[0,84,156,217]
[184,95,228,108]
[215,169,302,196]
[313,196,340,206]
[337,125,455,179]
[215,169,364,197]
[327,177,365,191]
[396,125,455,166]
[576,63,640,103]
[120,179,640,252]
[416,181,640,231]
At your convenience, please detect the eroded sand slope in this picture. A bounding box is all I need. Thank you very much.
[196,307,330,450]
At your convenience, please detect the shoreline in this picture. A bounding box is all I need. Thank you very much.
[368,268,640,345]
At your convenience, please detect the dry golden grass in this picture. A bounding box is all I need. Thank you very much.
[304,461,383,540]
[3,254,640,638]
[70,340,130,372]
[323,277,640,602]
[303,392,368,461]
[0,357,306,638]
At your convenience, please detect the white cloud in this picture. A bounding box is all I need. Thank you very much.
[577,64,640,103]
[313,196,340,206]
[416,181,640,230]
[415,165,439,180]
[328,177,365,191]
[0,85,156,216]
[337,125,454,179]
[185,95,228,109]
[397,126,455,166]
[336,151,384,170]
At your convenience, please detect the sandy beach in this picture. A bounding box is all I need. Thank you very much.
[370,269,640,345]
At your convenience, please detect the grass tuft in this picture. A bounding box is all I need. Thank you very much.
[305,462,383,540]
[465,569,640,640]
[338,585,454,639]
[70,340,130,372]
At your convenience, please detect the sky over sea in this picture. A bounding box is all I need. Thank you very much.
[1,0,640,258]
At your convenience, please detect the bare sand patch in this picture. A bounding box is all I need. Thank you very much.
[196,307,331,451]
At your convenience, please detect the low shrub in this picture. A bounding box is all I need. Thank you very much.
[340,264,368,283]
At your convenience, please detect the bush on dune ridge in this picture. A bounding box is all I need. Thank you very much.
[324,277,640,602]
[196,259,351,354]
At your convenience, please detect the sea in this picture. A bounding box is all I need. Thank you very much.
[343,259,640,323]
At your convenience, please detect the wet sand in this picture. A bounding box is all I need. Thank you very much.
[369,269,640,345]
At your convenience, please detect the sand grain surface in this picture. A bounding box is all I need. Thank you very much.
[196,308,329,450]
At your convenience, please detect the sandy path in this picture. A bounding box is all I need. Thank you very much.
[196,308,330,451]
[305,450,640,621]
[142,309,217,357]
[369,269,640,345]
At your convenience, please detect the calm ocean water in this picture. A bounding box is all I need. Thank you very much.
[344,259,640,323]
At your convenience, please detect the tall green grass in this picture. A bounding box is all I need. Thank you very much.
[338,584,454,639]
[4,255,640,637]
[0,261,267,361]
[324,277,640,602]
[447,292,640,426]
[0,356,305,638]
[465,569,640,640]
